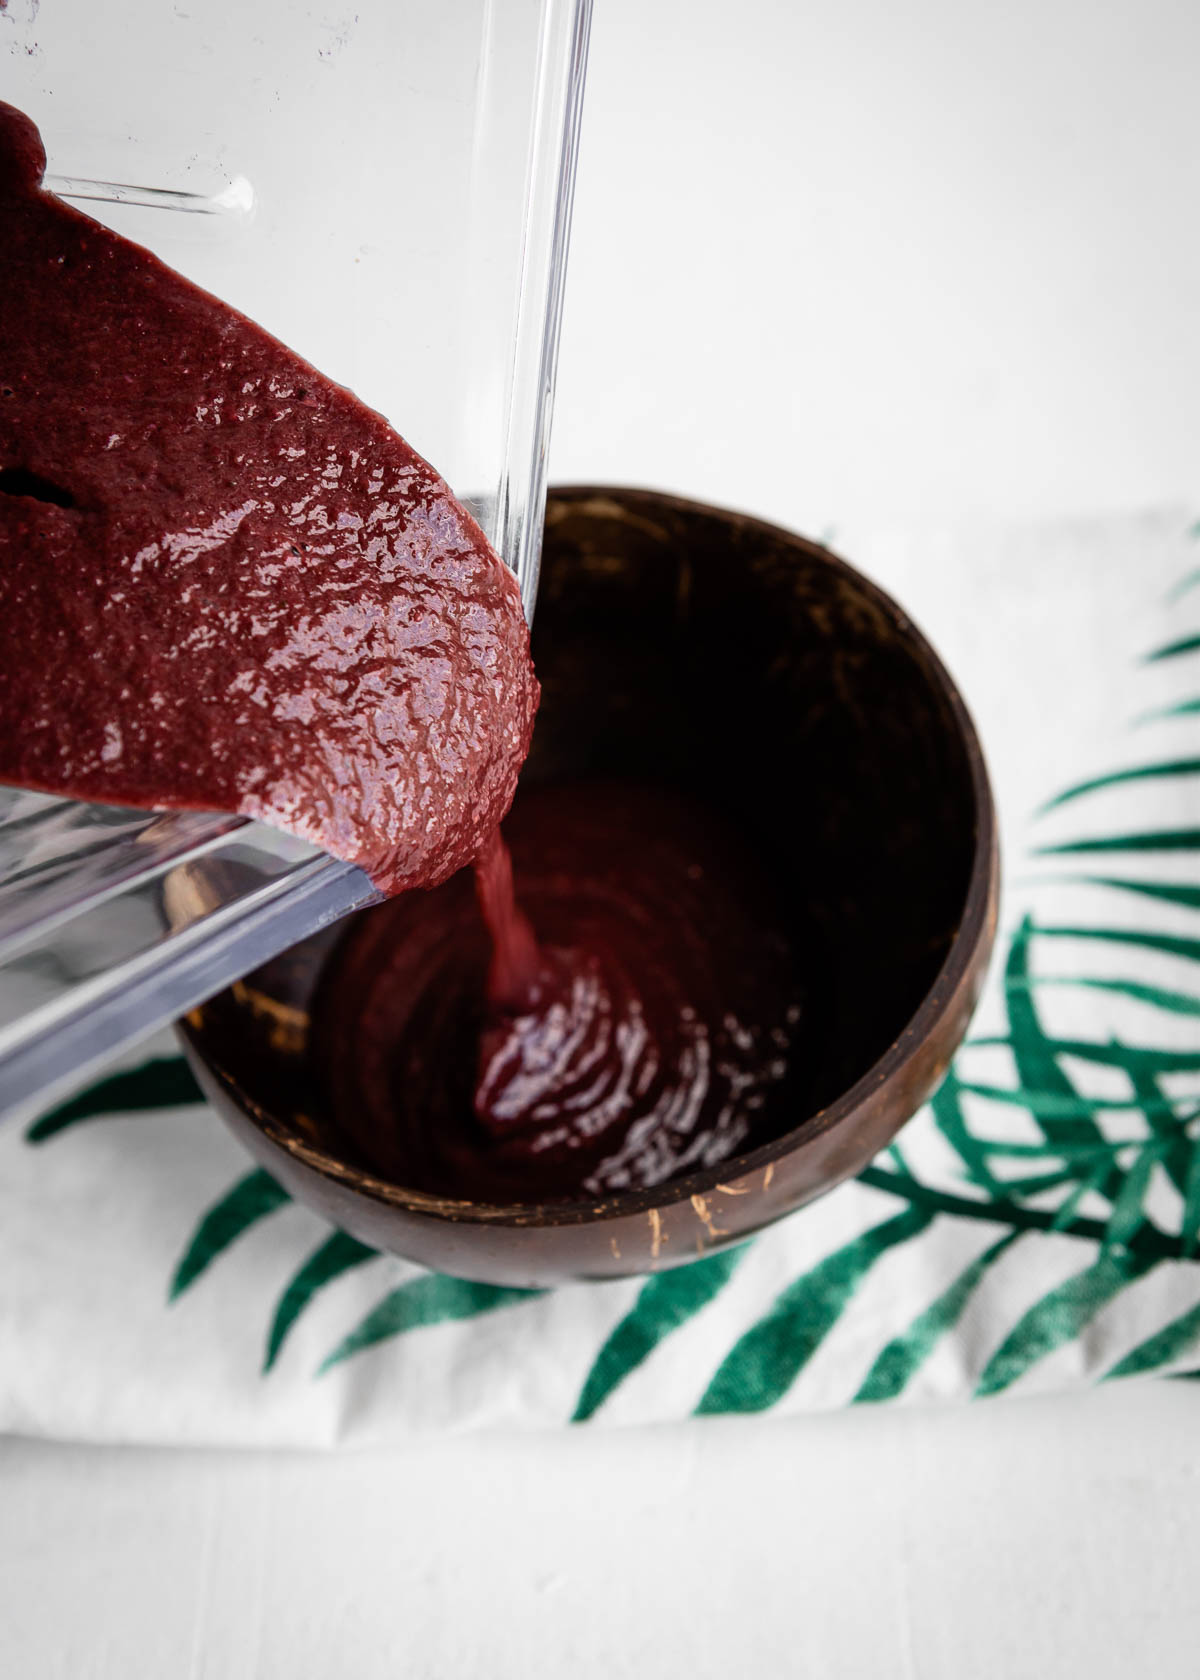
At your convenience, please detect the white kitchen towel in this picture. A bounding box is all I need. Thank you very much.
[2,506,1199,1444]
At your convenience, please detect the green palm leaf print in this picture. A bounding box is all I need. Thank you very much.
[318,1276,542,1375]
[169,1168,291,1300]
[975,1251,1162,1397]
[26,1056,203,1142]
[572,1247,748,1422]
[264,1231,380,1372]
[1037,827,1200,856]
[1138,696,1200,723]
[695,1204,934,1415]
[854,1232,1018,1404]
[1039,758,1200,814]
[1038,876,1200,911]
[1104,1298,1200,1380]
[1144,631,1200,663]
[1028,924,1200,963]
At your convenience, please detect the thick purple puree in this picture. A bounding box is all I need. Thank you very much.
[0,102,537,894]
[1,103,804,1200]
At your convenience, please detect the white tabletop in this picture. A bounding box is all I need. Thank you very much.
[5,0,1200,1672]
[4,1381,1199,1677]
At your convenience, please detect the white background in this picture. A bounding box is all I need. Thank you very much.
[6,1382,1200,1678]
[5,0,1200,1673]
[554,0,1200,531]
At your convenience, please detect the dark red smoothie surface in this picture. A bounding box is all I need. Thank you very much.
[0,103,537,893]
[312,783,805,1201]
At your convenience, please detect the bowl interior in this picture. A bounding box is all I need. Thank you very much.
[183,488,981,1213]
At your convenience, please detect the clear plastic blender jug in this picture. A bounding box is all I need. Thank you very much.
[0,0,592,1114]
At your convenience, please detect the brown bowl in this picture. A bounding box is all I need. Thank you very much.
[179,486,999,1287]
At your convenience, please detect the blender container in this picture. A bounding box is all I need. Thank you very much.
[0,0,592,1114]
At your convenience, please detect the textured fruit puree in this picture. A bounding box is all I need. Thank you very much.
[0,102,537,895]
